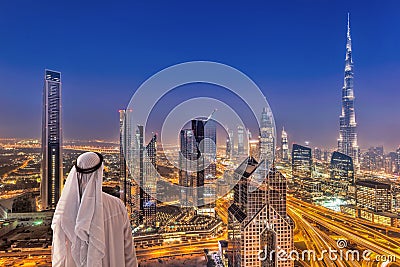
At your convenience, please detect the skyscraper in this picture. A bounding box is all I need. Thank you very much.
[337,13,360,168]
[260,107,275,165]
[292,144,312,178]
[119,109,132,207]
[204,119,217,179]
[330,151,354,201]
[237,125,245,155]
[179,129,197,207]
[142,133,157,226]
[228,158,293,267]
[396,147,400,174]
[133,125,158,226]
[281,127,289,162]
[41,70,63,211]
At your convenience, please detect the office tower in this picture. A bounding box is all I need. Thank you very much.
[314,147,322,161]
[361,146,385,172]
[330,151,354,202]
[384,152,397,174]
[396,147,400,174]
[226,135,232,159]
[263,169,294,267]
[249,139,260,160]
[41,70,63,211]
[281,127,289,162]
[133,125,157,226]
[119,109,139,224]
[337,14,360,168]
[142,133,157,226]
[228,129,235,158]
[179,129,198,207]
[292,144,312,178]
[323,150,332,162]
[260,107,275,166]
[119,109,131,207]
[356,180,392,213]
[237,125,245,155]
[204,119,217,179]
[228,158,293,267]
[191,119,206,207]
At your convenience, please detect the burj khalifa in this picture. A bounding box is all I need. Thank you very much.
[338,13,359,168]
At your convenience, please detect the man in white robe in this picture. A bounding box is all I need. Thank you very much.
[52,151,138,267]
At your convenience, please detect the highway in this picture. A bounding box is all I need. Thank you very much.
[288,197,400,266]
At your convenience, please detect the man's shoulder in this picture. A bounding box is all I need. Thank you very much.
[102,192,127,216]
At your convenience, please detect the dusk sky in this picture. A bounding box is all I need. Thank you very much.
[0,1,399,151]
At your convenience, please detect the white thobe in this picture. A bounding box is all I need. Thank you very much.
[61,192,137,267]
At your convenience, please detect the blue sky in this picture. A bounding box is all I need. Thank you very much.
[0,0,399,151]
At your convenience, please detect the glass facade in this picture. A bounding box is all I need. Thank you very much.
[41,70,63,210]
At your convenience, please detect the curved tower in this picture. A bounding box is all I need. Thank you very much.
[338,13,359,169]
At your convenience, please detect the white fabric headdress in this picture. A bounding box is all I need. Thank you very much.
[52,152,106,267]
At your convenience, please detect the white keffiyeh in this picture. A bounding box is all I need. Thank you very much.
[52,152,106,267]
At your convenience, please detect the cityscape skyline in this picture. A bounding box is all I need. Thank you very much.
[2,3,400,266]
[1,1,399,151]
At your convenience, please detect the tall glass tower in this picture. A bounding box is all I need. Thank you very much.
[41,70,63,210]
[338,13,359,168]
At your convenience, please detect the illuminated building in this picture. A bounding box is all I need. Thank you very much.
[119,109,140,225]
[249,139,260,160]
[135,125,157,226]
[291,144,312,179]
[204,119,217,180]
[119,109,132,209]
[354,180,400,226]
[41,70,63,210]
[179,129,197,207]
[281,127,289,162]
[226,128,234,159]
[228,157,293,267]
[226,134,232,159]
[237,125,245,155]
[314,147,322,161]
[396,147,400,174]
[142,133,157,226]
[384,152,397,174]
[361,146,384,172]
[356,180,392,213]
[330,151,354,201]
[259,107,275,166]
[337,13,360,169]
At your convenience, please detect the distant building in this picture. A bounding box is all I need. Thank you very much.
[204,119,217,180]
[41,70,63,210]
[361,146,385,172]
[119,109,132,210]
[330,151,354,201]
[226,129,234,159]
[237,125,245,155]
[337,14,360,169]
[259,107,275,166]
[396,147,400,174]
[249,139,260,160]
[314,147,322,161]
[281,127,289,162]
[292,144,312,178]
[179,129,197,207]
[384,152,397,174]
